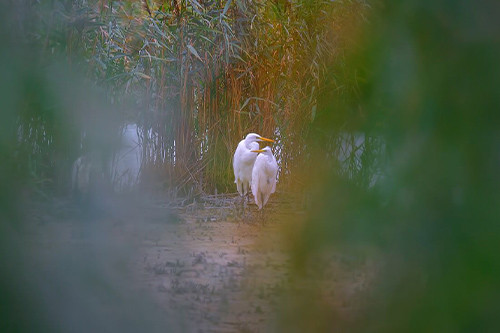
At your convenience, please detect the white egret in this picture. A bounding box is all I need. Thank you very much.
[72,155,92,200]
[251,146,278,210]
[233,133,274,198]
[71,153,105,205]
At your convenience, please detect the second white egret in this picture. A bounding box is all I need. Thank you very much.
[251,146,278,210]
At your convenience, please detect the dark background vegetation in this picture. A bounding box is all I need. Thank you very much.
[1,0,499,331]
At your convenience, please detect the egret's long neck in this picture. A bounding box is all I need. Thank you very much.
[244,139,254,149]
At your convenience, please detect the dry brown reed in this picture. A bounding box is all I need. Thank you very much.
[22,0,369,195]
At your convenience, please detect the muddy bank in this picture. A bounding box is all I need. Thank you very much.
[17,193,373,332]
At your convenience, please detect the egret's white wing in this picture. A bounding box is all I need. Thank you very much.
[270,155,278,193]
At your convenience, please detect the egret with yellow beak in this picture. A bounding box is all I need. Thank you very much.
[251,146,278,210]
[233,133,274,199]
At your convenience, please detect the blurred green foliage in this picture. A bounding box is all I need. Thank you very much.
[0,2,168,332]
[291,0,500,331]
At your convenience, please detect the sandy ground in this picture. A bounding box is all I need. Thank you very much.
[21,193,373,332]
[137,196,296,332]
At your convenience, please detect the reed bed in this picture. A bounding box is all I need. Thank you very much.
[17,0,371,195]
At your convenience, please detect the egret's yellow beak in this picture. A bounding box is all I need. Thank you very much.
[258,136,274,143]
[251,149,266,153]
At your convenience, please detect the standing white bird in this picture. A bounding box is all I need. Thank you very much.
[233,133,274,198]
[251,146,278,210]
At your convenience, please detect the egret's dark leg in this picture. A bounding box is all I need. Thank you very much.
[235,190,243,220]
[239,194,245,219]
[258,192,265,223]
[243,193,247,217]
